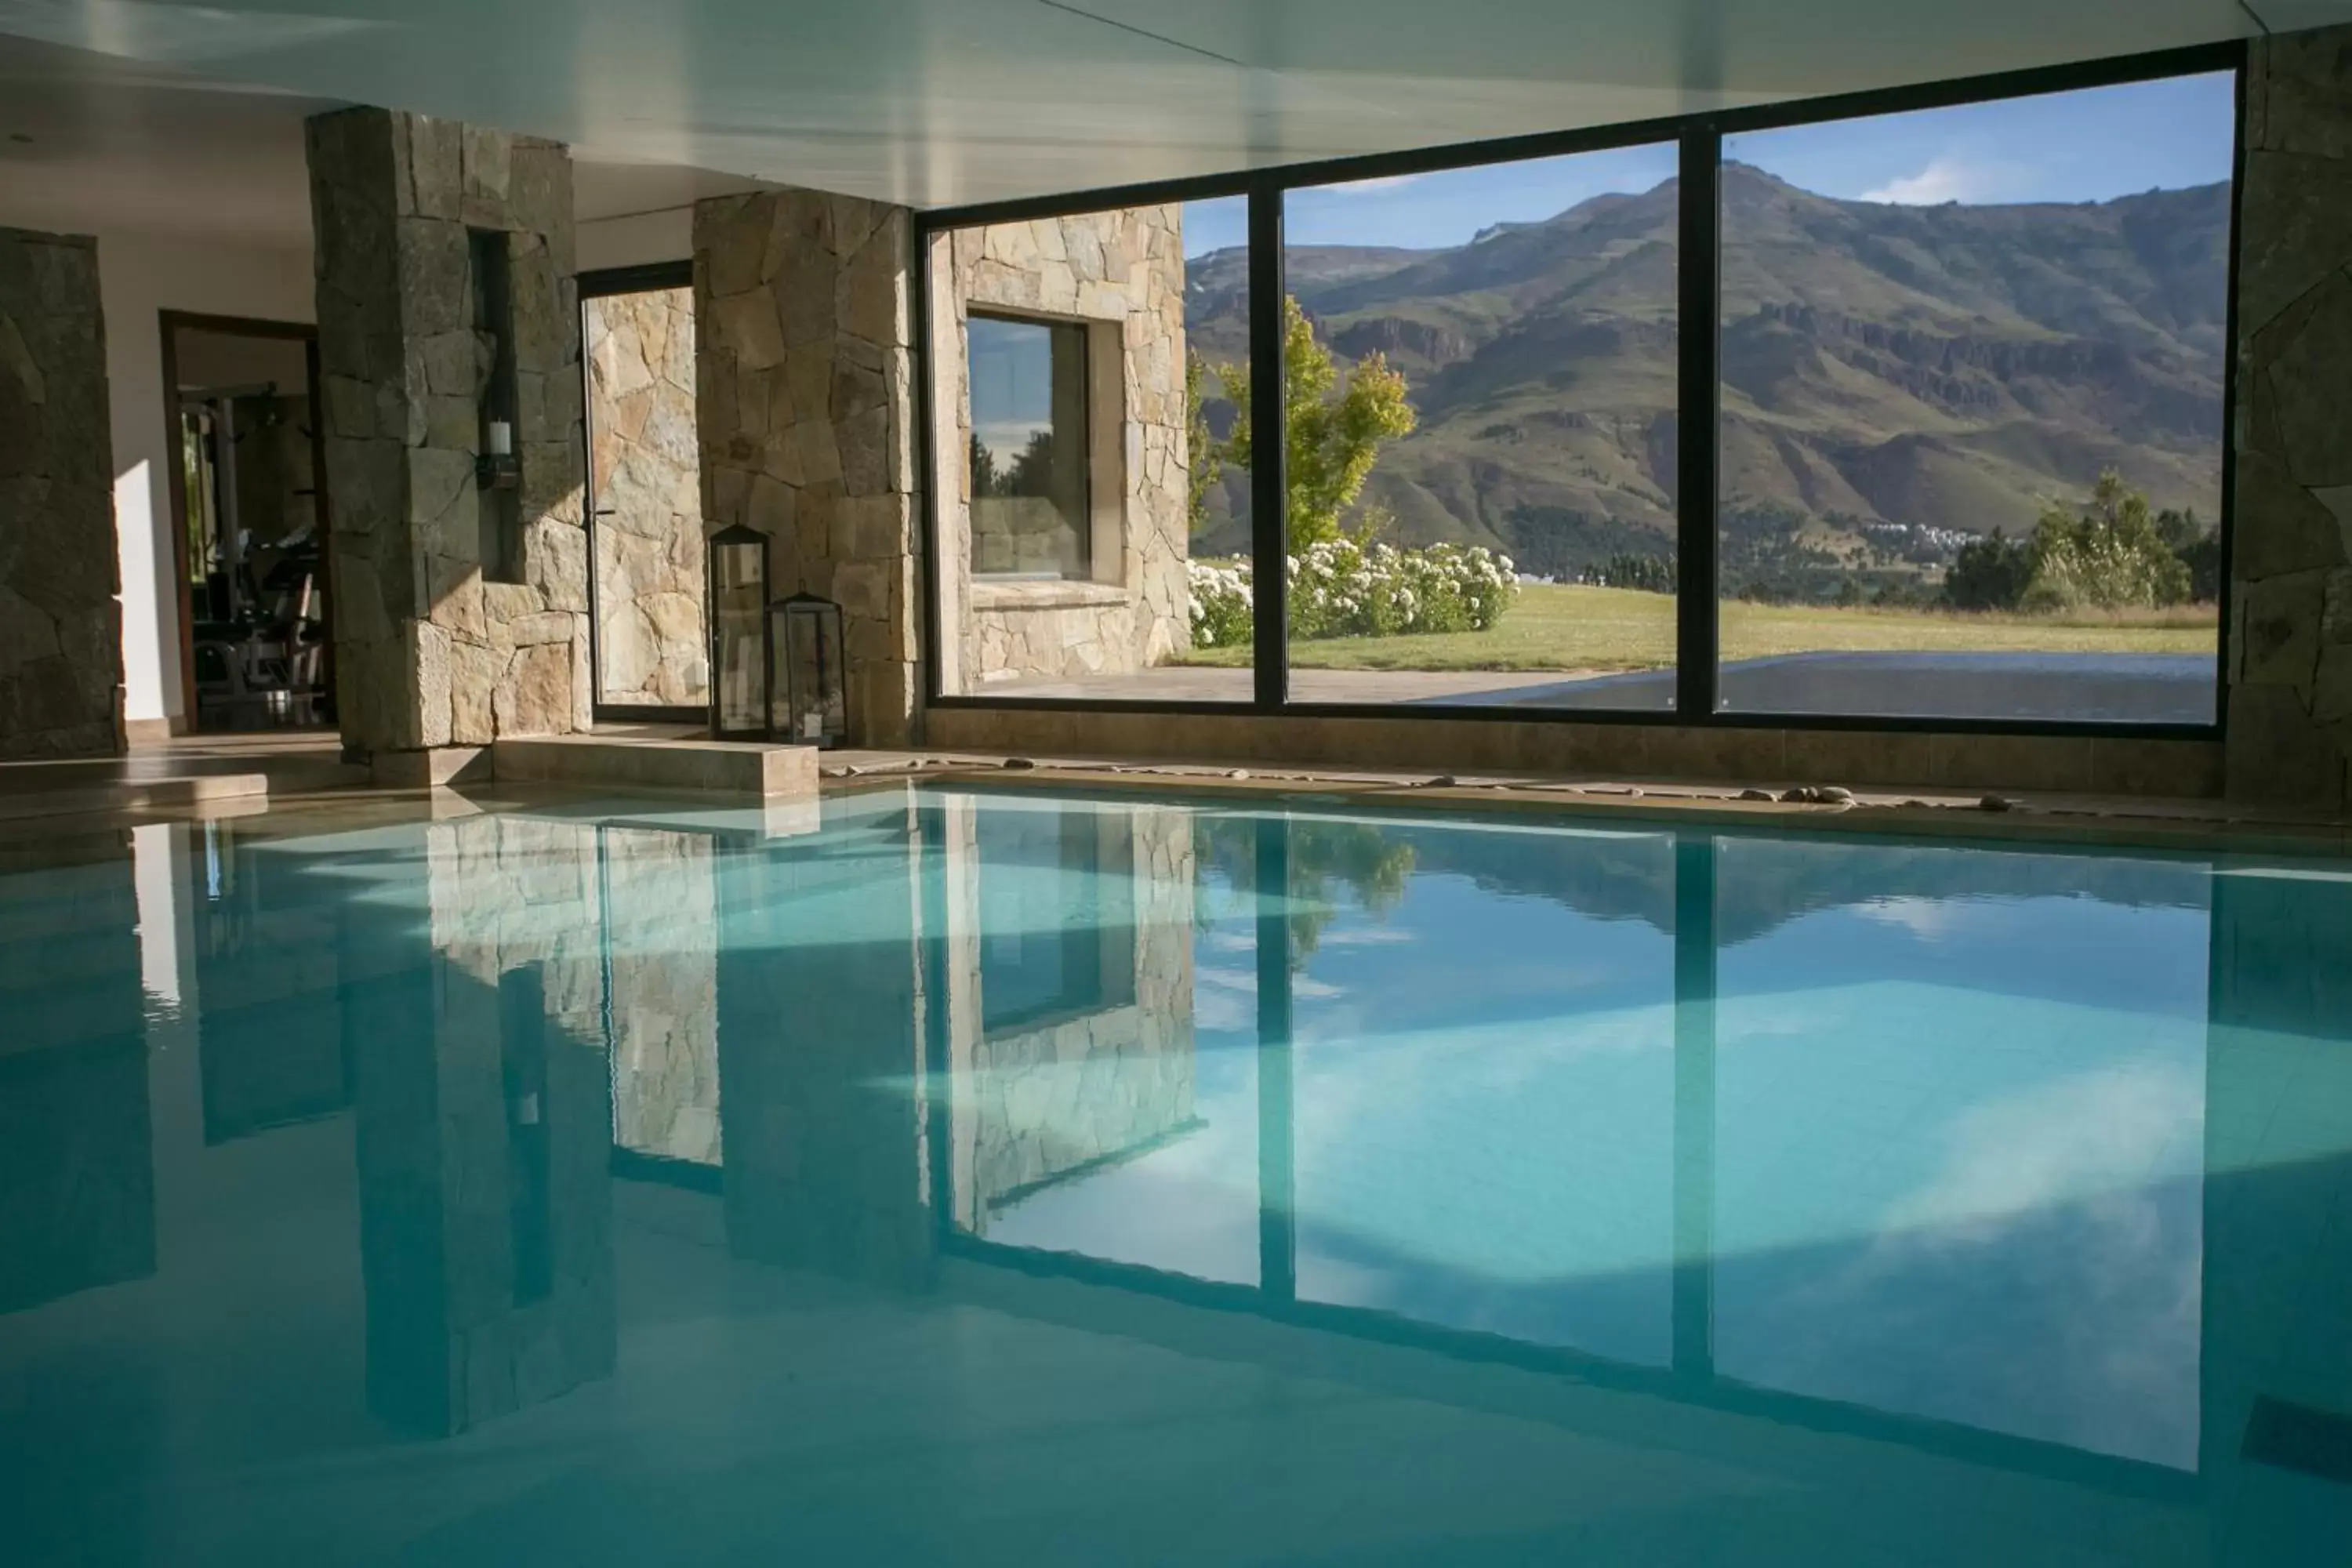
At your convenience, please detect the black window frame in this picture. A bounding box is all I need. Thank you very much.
[913,40,2246,742]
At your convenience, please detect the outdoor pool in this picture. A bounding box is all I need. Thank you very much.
[2,782,2348,1564]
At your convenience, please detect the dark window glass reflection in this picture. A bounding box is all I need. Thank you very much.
[977,801,1136,1034]
[969,314,1091,580]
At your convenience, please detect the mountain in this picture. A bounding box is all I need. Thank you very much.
[1185,164,2230,582]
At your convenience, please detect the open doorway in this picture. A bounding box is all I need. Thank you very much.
[582,263,708,723]
[162,313,332,733]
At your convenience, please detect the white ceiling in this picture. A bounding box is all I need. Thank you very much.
[2,0,2348,243]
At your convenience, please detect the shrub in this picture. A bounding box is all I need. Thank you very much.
[2024,472,2190,612]
[1944,528,2035,611]
[1186,543,1517,648]
[1940,472,2194,613]
[1187,561,1254,649]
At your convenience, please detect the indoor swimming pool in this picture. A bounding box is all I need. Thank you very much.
[2,782,2348,1564]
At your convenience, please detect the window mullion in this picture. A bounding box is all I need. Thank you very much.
[1675,124,1722,723]
[1247,183,1289,711]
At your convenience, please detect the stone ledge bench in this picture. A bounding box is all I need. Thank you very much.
[489,735,819,797]
[0,772,271,824]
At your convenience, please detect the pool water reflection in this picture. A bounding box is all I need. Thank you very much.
[2,785,2349,1564]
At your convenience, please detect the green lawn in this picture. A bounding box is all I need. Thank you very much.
[1181,583,2218,673]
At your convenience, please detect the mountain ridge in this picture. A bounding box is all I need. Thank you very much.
[1185,165,2230,583]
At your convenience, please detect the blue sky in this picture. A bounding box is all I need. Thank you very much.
[1183,71,2236,256]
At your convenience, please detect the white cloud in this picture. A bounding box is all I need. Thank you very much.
[1850,895,1965,940]
[1861,155,2011,205]
[1883,1058,2204,1237]
[1329,173,1422,195]
[1312,927,1416,947]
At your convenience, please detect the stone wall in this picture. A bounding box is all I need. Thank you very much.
[0,227,122,759]
[2230,27,2352,811]
[946,798,1197,1231]
[307,109,590,762]
[694,189,917,746]
[586,287,707,708]
[928,209,1190,692]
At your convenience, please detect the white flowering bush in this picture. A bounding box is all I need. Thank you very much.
[1187,542,1515,647]
[1187,561,1255,648]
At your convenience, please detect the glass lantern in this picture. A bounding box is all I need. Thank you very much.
[706,524,770,740]
[769,593,847,749]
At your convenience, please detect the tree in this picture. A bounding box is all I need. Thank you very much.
[1005,429,1059,497]
[1192,814,1417,967]
[1218,297,1417,550]
[2158,506,2223,603]
[1944,528,2035,611]
[968,433,999,498]
[2023,470,2190,611]
[1184,352,1225,535]
[2175,530,2223,604]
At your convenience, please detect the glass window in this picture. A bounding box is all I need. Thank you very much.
[1715,73,2234,724]
[927,198,1250,701]
[977,800,1137,1035]
[969,314,1091,579]
[1279,144,1680,710]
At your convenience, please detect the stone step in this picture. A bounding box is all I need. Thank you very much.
[490,735,820,797]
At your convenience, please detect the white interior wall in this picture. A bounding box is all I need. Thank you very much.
[577,206,694,274]
[95,232,314,732]
[115,207,692,734]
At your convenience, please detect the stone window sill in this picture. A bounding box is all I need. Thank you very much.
[971,579,1131,612]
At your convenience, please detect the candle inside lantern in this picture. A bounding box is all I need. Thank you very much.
[488,419,514,456]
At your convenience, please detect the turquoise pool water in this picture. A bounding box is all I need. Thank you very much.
[2,783,2350,1564]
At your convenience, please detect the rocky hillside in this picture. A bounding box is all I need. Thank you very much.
[1186,164,2230,576]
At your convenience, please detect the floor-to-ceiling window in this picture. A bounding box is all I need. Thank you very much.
[1278,145,1682,711]
[918,48,2241,741]
[1714,72,2234,724]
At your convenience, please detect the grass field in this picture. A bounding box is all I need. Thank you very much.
[1181,583,2219,673]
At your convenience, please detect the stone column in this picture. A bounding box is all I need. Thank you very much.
[2229,27,2352,811]
[0,226,123,759]
[306,109,590,775]
[693,189,918,747]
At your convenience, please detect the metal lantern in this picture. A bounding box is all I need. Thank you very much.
[706,524,771,740]
[769,593,847,749]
